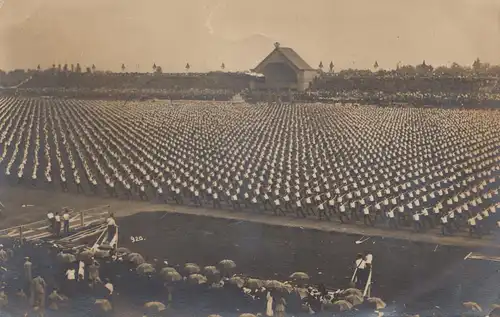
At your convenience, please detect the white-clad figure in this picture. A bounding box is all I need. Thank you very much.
[266,290,274,317]
[78,261,85,282]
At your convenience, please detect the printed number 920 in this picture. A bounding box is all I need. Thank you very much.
[130,236,145,243]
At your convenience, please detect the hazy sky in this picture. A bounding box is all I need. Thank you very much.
[1,0,499,72]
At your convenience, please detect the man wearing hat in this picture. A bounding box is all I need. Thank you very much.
[47,211,55,233]
[54,212,62,237]
[106,213,117,245]
[0,244,7,282]
[24,257,33,287]
[62,209,70,235]
[0,245,7,264]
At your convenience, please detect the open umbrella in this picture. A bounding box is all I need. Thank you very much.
[78,250,94,263]
[127,253,145,266]
[137,263,156,276]
[203,266,220,277]
[264,280,284,290]
[94,250,110,259]
[159,267,179,277]
[229,276,245,288]
[144,301,166,312]
[332,299,353,312]
[245,278,263,290]
[290,272,309,286]
[463,302,482,312]
[367,297,386,310]
[57,253,76,264]
[161,270,182,283]
[343,288,363,297]
[184,263,200,275]
[345,294,363,306]
[95,299,112,312]
[188,274,208,285]
[219,259,236,270]
[116,247,131,255]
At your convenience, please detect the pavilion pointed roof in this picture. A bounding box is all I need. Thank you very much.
[252,47,315,72]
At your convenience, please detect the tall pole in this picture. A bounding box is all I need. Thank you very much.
[19,226,23,244]
[80,211,85,227]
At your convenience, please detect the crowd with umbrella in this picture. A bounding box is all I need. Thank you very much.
[0,239,398,316]
[2,238,500,316]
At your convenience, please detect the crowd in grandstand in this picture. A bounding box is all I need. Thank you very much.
[2,64,500,105]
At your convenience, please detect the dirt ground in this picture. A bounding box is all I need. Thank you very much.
[116,211,500,312]
[1,184,498,249]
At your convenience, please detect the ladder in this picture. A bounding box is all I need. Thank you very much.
[350,264,373,297]
[91,226,119,252]
[464,252,500,262]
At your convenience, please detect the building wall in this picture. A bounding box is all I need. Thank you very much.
[297,70,318,91]
[261,63,298,89]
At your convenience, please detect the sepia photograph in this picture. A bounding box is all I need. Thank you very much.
[0,0,499,316]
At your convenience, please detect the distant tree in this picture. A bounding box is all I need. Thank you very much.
[152,63,157,72]
[486,65,500,76]
[221,63,225,70]
[329,61,334,73]
[121,64,126,72]
[71,64,75,72]
[63,64,68,72]
[75,63,82,73]
[373,61,379,70]
[85,67,91,73]
[52,64,56,69]
[91,64,96,72]
[318,61,323,70]
[416,60,432,75]
[37,64,41,71]
[155,66,163,74]
[433,66,449,76]
[185,63,190,72]
[438,62,468,76]
[396,64,417,76]
[472,58,481,72]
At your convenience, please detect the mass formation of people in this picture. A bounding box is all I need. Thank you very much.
[0,97,499,239]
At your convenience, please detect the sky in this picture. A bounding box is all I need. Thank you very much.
[0,0,499,72]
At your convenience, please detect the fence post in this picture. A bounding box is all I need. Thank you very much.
[19,226,23,244]
[80,211,84,227]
